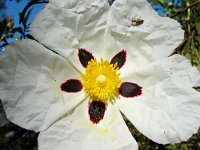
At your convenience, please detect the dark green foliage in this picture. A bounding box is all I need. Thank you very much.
[0,123,38,150]
[164,0,200,71]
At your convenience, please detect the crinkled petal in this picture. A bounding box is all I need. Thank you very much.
[104,0,184,62]
[30,0,110,58]
[117,55,200,144]
[0,39,86,132]
[38,100,138,150]
[121,54,200,88]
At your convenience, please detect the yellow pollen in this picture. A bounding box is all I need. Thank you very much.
[81,59,121,103]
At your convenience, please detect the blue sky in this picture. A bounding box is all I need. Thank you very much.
[0,0,45,53]
[152,0,181,16]
[4,0,45,27]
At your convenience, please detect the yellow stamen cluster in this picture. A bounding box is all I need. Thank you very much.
[81,59,121,103]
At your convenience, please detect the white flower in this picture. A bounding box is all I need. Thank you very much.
[0,0,200,149]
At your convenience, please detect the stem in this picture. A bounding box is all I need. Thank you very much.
[186,1,191,21]
[169,0,200,18]
[186,1,193,64]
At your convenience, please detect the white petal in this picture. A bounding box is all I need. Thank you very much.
[117,55,200,144]
[104,0,184,61]
[39,100,138,150]
[0,39,85,132]
[121,54,200,88]
[30,0,110,58]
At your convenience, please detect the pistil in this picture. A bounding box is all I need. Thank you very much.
[96,75,106,86]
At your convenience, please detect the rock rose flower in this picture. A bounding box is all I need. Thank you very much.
[1,0,200,149]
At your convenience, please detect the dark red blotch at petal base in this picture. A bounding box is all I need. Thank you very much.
[119,82,142,98]
[88,101,106,124]
[110,50,126,69]
[61,79,82,93]
[78,48,94,67]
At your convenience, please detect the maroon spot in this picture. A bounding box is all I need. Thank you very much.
[88,100,106,124]
[61,79,82,93]
[110,50,126,69]
[119,82,142,98]
[78,48,94,67]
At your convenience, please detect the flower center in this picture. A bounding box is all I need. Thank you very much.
[81,59,121,103]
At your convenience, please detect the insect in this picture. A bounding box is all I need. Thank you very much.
[130,18,144,26]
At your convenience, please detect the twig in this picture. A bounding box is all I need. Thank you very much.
[169,0,200,18]
[170,37,188,56]
[20,0,49,24]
